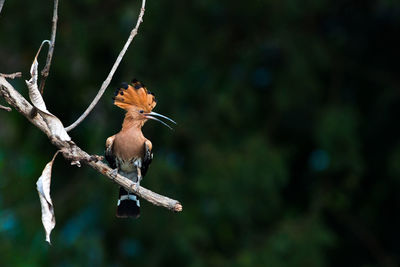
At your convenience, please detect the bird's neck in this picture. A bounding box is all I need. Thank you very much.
[115,113,146,160]
[121,112,144,131]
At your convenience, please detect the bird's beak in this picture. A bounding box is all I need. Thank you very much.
[144,111,176,130]
[147,112,177,124]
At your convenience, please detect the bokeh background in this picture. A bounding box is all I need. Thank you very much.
[1,0,400,266]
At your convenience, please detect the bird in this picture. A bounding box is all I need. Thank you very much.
[105,79,176,218]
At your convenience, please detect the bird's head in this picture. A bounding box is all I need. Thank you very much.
[113,79,176,129]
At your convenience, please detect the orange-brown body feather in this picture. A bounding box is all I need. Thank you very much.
[113,116,148,163]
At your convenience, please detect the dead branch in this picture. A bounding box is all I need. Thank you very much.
[39,0,59,94]
[0,76,182,212]
[65,0,146,132]
[0,72,22,79]
[0,104,11,111]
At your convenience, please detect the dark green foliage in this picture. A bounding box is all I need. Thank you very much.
[1,0,400,266]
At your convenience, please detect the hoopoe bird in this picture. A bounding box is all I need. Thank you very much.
[105,79,175,218]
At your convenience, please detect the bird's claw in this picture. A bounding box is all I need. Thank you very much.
[136,180,141,191]
[136,175,142,188]
[109,168,118,178]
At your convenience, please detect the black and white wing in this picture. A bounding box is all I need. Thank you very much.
[105,135,117,169]
[141,140,153,177]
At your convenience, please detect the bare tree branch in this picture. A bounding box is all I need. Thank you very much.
[0,0,5,15]
[0,73,20,112]
[0,76,182,212]
[0,72,22,79]
[65,0,146,132]
[39,0,59,94]
[0,104,11,111]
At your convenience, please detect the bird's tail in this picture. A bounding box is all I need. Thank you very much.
[116,187,140,218]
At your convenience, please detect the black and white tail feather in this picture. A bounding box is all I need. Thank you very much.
[117,187,140,218]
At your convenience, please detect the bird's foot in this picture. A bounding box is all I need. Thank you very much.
[136,177,141,191]
[134,174,143,193]
[135,166,142,191]
[109,168,118,179]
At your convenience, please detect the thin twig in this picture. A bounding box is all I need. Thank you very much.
[0,0,5,15]
[0,104,11,111]
[0,72,22,79]
[0,77,182,212]
[0,72,21,112]
[65,0,146,132]
[39,0,59,95]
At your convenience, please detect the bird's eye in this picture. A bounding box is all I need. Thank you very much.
[139,110,144,114]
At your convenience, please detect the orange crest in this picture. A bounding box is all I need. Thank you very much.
[112,79,157,112]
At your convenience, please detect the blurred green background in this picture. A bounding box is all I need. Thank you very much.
[1,0,400,266]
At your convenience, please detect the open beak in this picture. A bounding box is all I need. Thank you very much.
[144,111,176,130]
